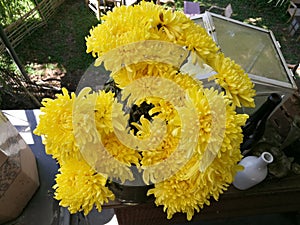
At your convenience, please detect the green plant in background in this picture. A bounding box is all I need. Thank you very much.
[0,0,38,27]
[1,0,298,108]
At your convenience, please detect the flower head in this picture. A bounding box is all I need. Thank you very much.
[86,1,255,108]
[34,88,81,163]
[148,88,246,220]
[35,1,257,221]
[53,158,115,215]
[208,53,256,108]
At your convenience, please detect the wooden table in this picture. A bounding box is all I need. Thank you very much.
[4,110,300,225]
[113,174,300,225]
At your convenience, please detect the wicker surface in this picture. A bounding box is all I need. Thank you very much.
[114,175,300,225]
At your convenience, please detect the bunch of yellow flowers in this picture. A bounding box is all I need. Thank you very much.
[34,1,256,221]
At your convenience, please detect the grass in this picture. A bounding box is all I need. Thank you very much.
[5,0,300,94]
[13,0,99,90]
[198,0,299,63]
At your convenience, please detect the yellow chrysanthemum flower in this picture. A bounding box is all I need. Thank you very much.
[33,88,81,163]
[183,24,220,61]
[86,1,255,108]
[148,87,247,220]
[53,158,115,215]
[94,90,116,135]
[141,130,180,167]
[150,155,243,220]
[34,1,257,221]
[113,63,177,89]
[102,132,141,167]
[86,2,192,58]
[208,53,256,108]
[71,87,139,183]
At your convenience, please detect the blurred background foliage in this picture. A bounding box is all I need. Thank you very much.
[0,0,39,27]
[0,0,299,109]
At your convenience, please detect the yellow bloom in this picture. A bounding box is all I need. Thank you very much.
[113,63,176,89]
[131,115,152,139]
[34,1,257,221]
[102,132,141,167]
[147,85,246,220]
[72,88,137,183]
[53,158,115,215]
[86,2,194,58]
[163,71,203,91]
[72,88,99,147]
[146,8,192,41]
[208,53,256,108]
[148,172,206,221]
[184,25,220,61]
[86,1,255,109]
[95,90,116,135]
[33,88,81,163]
[141,130,180,167]
[148,98,180,124]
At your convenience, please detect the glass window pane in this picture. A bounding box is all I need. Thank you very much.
[193,16,289,83]
[213,17,289,82]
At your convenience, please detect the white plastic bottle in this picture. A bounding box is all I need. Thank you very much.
[233,152,273,190]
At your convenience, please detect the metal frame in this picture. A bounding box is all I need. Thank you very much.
[192,12,298,92]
